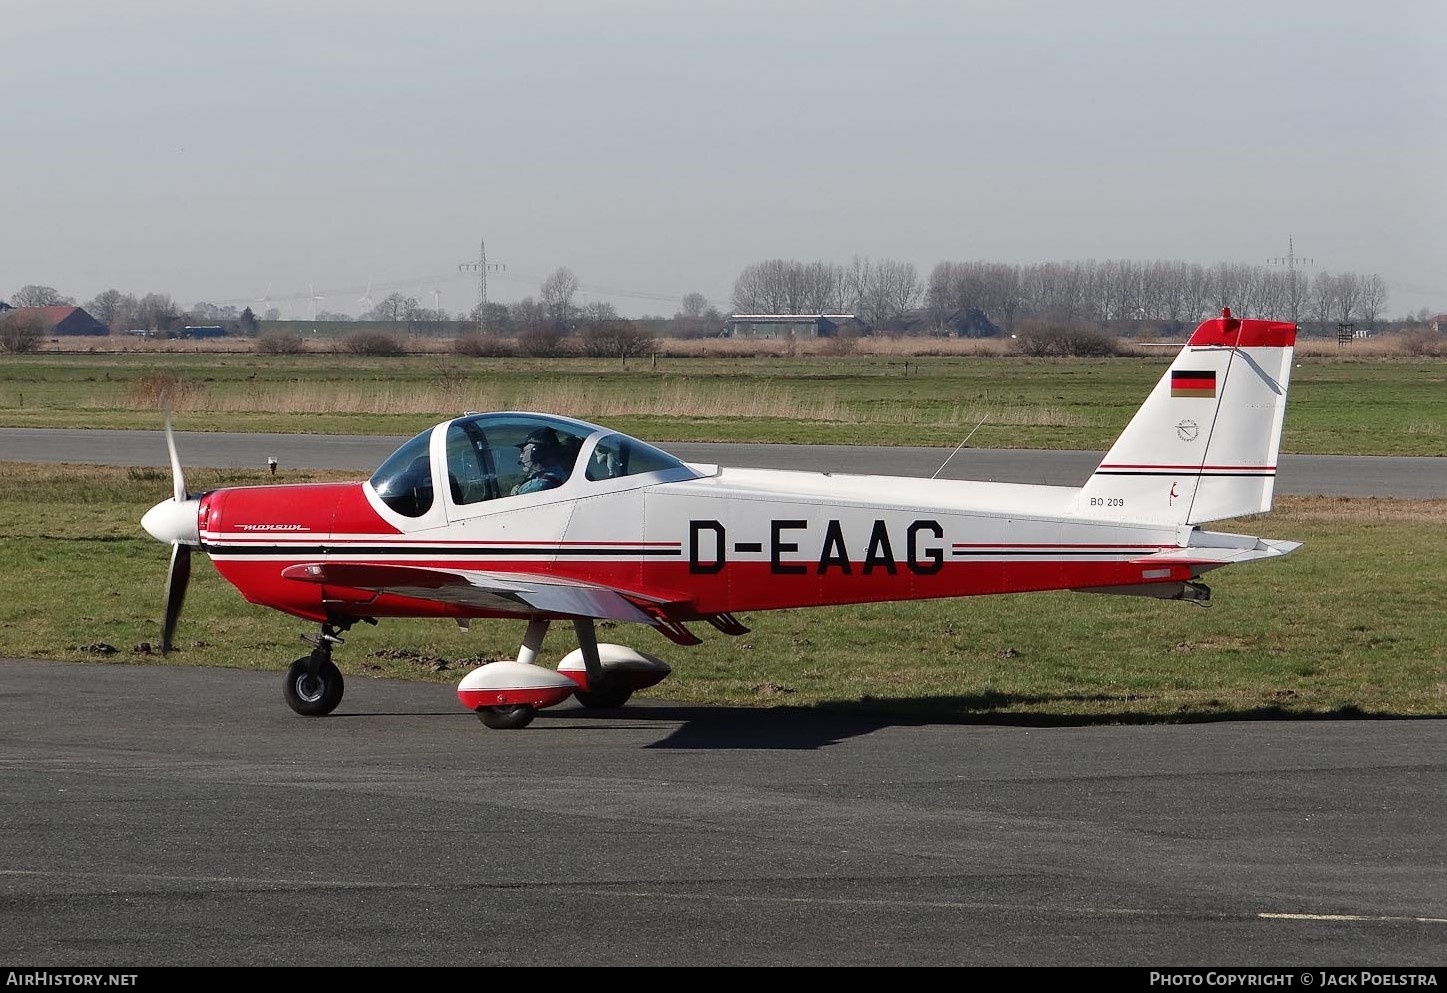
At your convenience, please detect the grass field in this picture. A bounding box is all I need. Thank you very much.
[2,462,1444,723]
[2,345,1446,453]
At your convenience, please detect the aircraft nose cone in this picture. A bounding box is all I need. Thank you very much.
[142,498,201,546]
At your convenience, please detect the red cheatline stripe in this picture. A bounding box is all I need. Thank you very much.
[1097,463,1276,470]
[951,542,1174,550]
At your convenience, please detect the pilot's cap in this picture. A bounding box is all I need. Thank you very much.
[516,427,561,450]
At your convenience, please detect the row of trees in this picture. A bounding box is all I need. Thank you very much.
[353,268,726,338]
[5,254,1415,343]
[729,257,1395,334]
[3,283,263,335]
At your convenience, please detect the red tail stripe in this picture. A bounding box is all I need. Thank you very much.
[1187,317,1297,348]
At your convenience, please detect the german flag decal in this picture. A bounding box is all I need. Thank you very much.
[1171,370,1216,398]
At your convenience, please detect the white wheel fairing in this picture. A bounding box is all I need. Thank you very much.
[456,660,578,711]
[556,643,671,692]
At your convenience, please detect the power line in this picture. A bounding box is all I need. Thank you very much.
[1267,236,1315,325]
[458,238,506,331]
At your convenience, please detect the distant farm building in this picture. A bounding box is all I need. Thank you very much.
[891,307,1002,337]
[181,325,227,339]
[725,314,858,338]
[6,306,108,335]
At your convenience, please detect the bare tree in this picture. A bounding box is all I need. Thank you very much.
[10,284,73,307]
[135,292,179,332]
[732,260,791,313]
[1358,274,1388,325]
[1099,259,1141,322]
[369,292,414,323]
[579,321,655,358]
[540,268,580,327]
[510,297,549,332]
[190,302,239,321]
[732,260,847,315]
[1254,270,1291,324]
[84,289,130,330]
[851,257,920,331]
[800,261,844,313]
[1310,272,1338,327]
[0,313,44,353]
[470,301,513,334]
[581,300,619,323]
[679,292,709,319]
[1331,271,1363,325]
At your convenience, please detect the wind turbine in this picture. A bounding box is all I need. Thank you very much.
[309,283,324,323]
[359,280,374,317]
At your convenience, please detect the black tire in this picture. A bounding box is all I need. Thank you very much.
[477,704,537,730]
[573,685,633,709]
[283,656,345,716]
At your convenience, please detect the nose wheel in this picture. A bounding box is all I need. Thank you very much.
[284,656,344,716]
[283,621,357,716]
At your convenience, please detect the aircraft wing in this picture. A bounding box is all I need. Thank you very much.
[279,562,663,623]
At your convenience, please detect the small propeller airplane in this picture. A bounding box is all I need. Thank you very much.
[142,308,1299,729]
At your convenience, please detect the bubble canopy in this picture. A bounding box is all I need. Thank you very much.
[368,412,695,517]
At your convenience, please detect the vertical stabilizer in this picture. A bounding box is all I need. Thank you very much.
[1077,309,1297,525]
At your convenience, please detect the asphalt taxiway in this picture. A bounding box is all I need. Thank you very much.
[1,658,1443,967]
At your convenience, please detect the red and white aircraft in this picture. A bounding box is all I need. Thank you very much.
[142,309,1299,729]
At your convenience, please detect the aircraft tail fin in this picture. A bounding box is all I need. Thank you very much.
[1077,309,1297,526]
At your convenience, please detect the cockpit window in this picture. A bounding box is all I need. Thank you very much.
[444,414,586,505]
[369,428,434,517]
[585,434,687,481]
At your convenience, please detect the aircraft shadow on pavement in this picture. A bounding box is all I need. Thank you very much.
[527,695,1438,750]
[308,694,1439,752]
[538,703,902,749]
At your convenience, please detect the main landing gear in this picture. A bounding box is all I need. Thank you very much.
[456,617,672,730]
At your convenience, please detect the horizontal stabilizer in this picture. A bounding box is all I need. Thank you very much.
[1129,537,1302,567]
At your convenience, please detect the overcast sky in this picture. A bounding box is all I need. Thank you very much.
[5,0,1444,320]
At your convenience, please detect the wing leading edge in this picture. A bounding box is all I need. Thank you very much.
[279,562,662,623]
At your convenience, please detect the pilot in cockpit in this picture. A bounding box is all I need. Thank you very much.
[510,428,572,495]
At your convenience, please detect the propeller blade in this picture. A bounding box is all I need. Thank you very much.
[163,402,188,503]
[161,542,191,653]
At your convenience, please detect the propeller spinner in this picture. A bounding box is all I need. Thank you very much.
[140,408,201,652]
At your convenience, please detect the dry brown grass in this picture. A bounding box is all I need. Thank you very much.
[149,381,857,422]
[38,328,1447,360]
[1271,494,1447,525]
[1294,335,1444,360]
[117,378,1090,427]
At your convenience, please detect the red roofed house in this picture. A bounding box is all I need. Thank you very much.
[8,306,108,335]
